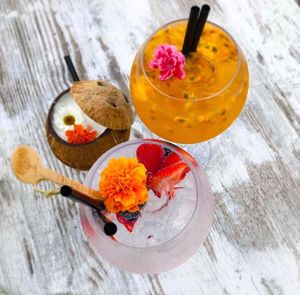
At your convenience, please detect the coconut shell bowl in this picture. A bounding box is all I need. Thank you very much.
[46,80,134,170]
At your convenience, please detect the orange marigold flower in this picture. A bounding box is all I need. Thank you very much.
[65,124,97,144]
[99,157,148,213]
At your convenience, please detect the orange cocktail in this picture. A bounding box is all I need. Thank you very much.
[130,20,249,143]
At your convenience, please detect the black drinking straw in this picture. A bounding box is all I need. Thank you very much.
[60,185,117,236]
[190,4,211,52]
[182,6,200,56]
[64,55,80,82]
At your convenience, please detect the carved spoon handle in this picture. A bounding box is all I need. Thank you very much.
[40,166,103,201]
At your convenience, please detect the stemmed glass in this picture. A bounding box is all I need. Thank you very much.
[130,19,249,165]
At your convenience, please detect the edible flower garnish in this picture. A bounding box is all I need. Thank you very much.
[53,104,83,131]
[65,124,97,144]
[149,45,186,80]
[99,157,148,213]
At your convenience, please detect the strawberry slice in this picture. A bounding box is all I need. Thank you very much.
[164,149,198,168]
[136,143,165,174]
[163,152,184,167]
[148,162,190,199]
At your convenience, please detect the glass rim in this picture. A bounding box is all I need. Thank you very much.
[84,139,201,250]
[140,19,242,101]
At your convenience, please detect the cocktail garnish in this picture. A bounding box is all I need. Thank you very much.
[116,211,141,232]
[65,124,97,144]
[53,105,84,131]
[64,115,76,125]
[149,45,186,80]
[136,143,164,174]
[148,161,189,199]
[163,151,183,166]
[99,157,148,213]
[137,143,191,199]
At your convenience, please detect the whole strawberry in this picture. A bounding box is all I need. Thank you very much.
[136,143,165,174]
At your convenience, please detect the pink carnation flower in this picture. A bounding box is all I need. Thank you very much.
[149,45,186,80]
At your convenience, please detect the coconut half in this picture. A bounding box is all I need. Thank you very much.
[70,80,134,130]
[46,81,134,170]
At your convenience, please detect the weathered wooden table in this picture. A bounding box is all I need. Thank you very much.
[0,0,299,294]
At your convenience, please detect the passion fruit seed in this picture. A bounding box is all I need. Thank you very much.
[175,117,187,123]
[220,110,227,116]
[212,46,218,52]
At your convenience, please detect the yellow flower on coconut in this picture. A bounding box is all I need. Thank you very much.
[99,157,148,213]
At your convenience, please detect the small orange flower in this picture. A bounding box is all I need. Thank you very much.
[65,124,97,144]
[99,157,148,213]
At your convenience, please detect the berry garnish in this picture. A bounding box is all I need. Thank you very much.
[163,147,172,157]
[116,211,141,232]
[137,143,197,200]
[136,144,165,174]
[148,162,190,199]
[163,151,183,167]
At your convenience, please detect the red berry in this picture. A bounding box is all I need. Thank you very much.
[136,144,165,174]
[162,147,197,169]
[163,152,183,167]
[148,162,190,198]
[116,212,140,232]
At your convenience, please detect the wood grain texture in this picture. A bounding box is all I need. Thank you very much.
[0,0,299,294]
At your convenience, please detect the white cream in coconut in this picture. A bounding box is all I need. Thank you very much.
[52,91,106,142]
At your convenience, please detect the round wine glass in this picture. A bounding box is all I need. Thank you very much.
[130,20,249,163]
[79,139,214,273]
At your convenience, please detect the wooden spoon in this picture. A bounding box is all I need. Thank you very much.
[11,145,103,201]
